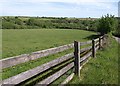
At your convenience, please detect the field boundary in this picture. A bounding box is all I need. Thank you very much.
[0,40,95,69]
[1,43,74,69]
[2,35,106,85]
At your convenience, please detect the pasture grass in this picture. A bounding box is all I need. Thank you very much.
[69,36,119,84]
[2,29,98,85]
[2,29,97,58]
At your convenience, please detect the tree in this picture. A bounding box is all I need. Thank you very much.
[97,14,118,35]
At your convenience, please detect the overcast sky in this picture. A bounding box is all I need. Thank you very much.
[0,0,119,18]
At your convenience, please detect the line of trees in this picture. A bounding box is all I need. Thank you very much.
[2,16,98,31]
[2,15,119,36]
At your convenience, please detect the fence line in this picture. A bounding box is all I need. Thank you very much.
[37,62,74,85]
[0,40,95,69]
[2,53,74,84]
[1,43,74,69]
[2,35,105,85]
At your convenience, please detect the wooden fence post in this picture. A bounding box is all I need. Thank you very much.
[92,39,96,58]
[101,36,103,47]
[74,41,80,78]
[99,37,101,49]
[102,35,105,45]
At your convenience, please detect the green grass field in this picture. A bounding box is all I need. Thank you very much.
[2,29,97,85]
[2,29,97,58]
[69,36,119,84]
[2,29,119,85]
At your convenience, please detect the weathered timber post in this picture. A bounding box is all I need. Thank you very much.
[102,35,104,45]
[74,41,80,78]
[92,39,96,58]
[102,35,106,45]
[99,37,101,49]
[101,36,103,47]
[104,34,108,45]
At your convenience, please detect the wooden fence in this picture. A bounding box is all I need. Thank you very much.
[1,35,105,85]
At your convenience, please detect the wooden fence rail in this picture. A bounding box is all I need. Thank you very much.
[37,62,74,85]
[0,41,93,69]
[0,43,74,69]
[2,35,105,85]
[2,53,74,84]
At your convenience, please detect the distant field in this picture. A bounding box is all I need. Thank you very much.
[2,29,97,58]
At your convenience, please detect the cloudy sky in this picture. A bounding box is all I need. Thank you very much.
[0,0,119,18]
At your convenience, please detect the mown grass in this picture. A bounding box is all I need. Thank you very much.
[2,29,97,58]
[69,36,119,84]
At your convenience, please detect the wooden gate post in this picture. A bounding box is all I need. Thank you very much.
[92,39,96,58]
[74,41,80,78]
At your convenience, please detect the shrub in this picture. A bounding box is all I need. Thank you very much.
[97,14,118,35]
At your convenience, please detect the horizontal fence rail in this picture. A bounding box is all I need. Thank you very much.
[81,46,92,53]
[94,38,99,42]
[80,40,92,46]
[37,62,74,85]
[1,43,74,69]
[2,53,74,84]
[60,73,75,85]
[80,51,92,63]
[2,35,105,85]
